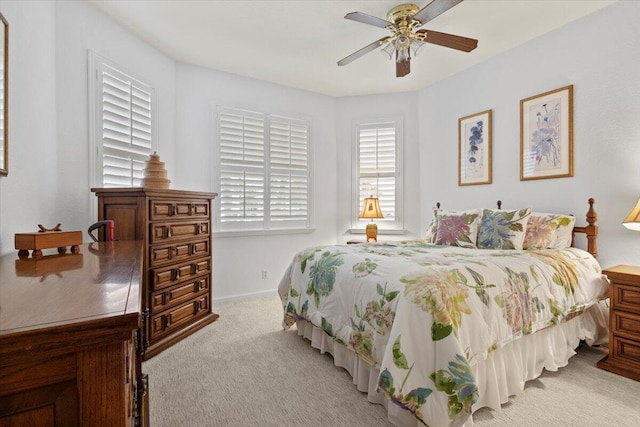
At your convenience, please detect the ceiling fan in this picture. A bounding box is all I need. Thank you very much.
[337,0,478,78]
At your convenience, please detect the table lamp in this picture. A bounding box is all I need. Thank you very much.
[623,197,640,230]
[360,196,384,242]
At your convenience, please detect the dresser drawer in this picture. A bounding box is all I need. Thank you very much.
[150,275,210,313]
[149,295,210,341]
[613,310,640,341]
[611,335,640,367]
[149,239,210,268]
[612,283,640,313]
[150,221,209,244]
[151,257,212,291]
[149,199,210,221]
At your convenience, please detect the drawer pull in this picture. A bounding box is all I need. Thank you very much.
[193,263,199,274]
[170,246,177,258]
[195,280,201,292]
[195,300,201,312]
[190,243,195,255]
[190,203,195,216]
[163,291,170,304]
[163,315,171,329]
[166,227,172,238]
[173,268,181,281]
[171,204,177,216]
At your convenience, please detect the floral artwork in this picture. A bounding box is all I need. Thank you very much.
[458,110,492,186]
[521,85,573,180]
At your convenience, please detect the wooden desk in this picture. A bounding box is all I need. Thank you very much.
[0,241,148,426]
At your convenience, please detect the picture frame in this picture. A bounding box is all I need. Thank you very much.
[520,85,573,181]
[458,109,492,186]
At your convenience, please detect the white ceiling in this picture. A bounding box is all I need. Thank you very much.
[87,0,615,97]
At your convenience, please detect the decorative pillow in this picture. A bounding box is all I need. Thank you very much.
[425,220,437,243]
[477,208,531,250]
[523,212,576,249]
[434,209,481,248]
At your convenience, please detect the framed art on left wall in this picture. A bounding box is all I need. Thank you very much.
[458,109,492,186]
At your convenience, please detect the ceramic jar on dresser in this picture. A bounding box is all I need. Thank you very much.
[92,187,218,360]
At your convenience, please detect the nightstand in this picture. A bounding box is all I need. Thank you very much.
[597,265,640,381]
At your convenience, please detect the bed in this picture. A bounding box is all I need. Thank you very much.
[278,199,609,427]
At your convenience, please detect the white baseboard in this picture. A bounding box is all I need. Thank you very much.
[213,288,279,305]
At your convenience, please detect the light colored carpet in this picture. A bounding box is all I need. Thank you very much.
[144,296,640,427]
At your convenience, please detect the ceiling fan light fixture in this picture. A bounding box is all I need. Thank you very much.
[410,39,426,56]
[396,47,410,64]
[381,42,396,60]
[338,1,478,77]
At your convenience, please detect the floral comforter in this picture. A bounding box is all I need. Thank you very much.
[278,241,609,427]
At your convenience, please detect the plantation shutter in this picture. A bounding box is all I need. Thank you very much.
[269,118,309,222]
[99,63,153,187]
[216,107,310,231]
[218,109,266,224]
[358,124,396,221]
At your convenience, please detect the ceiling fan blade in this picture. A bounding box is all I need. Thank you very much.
[338,37,390,66]
[344,11,394,29]
[396,60,410,78]
[416,29,478,52]
[412,0,463,26]
[396,54,411,78]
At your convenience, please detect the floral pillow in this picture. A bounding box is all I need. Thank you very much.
[434,209,481,248]
[477,208,531,250]
[425,219,437,243]
[523,212,576,249]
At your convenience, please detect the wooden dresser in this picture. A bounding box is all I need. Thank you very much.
[597,265,640,381]
[0,241,148,426]
[92,187,218,360]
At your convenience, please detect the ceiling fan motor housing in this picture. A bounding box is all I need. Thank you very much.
[386,4,420,25]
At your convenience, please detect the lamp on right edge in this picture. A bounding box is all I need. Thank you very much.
[623,197,640,231]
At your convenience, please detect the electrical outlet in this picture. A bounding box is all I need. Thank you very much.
[261,270,268,280]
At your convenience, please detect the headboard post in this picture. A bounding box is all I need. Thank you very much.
[572,198,598,258]
[585,198,598,258]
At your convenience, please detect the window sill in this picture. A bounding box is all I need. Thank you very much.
[349,228,407,235]
[214,227,316,238]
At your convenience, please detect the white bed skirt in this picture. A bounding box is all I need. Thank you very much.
[293,301,609,427]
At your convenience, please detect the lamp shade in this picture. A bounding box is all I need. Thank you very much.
[623,197,640,231]
[360,197,384,219]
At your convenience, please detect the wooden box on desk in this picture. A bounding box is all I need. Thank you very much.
[15,230,82,258]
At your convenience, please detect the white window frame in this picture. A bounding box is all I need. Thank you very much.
[213,105,313,236]
[88,51,157,190]
[351,117,404,233]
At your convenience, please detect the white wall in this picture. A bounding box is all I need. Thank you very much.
[173,63,337,302]
[335,92,421,242]
[0,0,176,254]
[419,1,640,269]
[54,0,176,232]
[0,1,58,254]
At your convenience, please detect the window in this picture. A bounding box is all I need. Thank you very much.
[89,52,155,187]
[352,118,403,231]
[215,106,311,233]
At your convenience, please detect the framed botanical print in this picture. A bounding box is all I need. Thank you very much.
[458,109,492,186]
[520,85,573,180]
